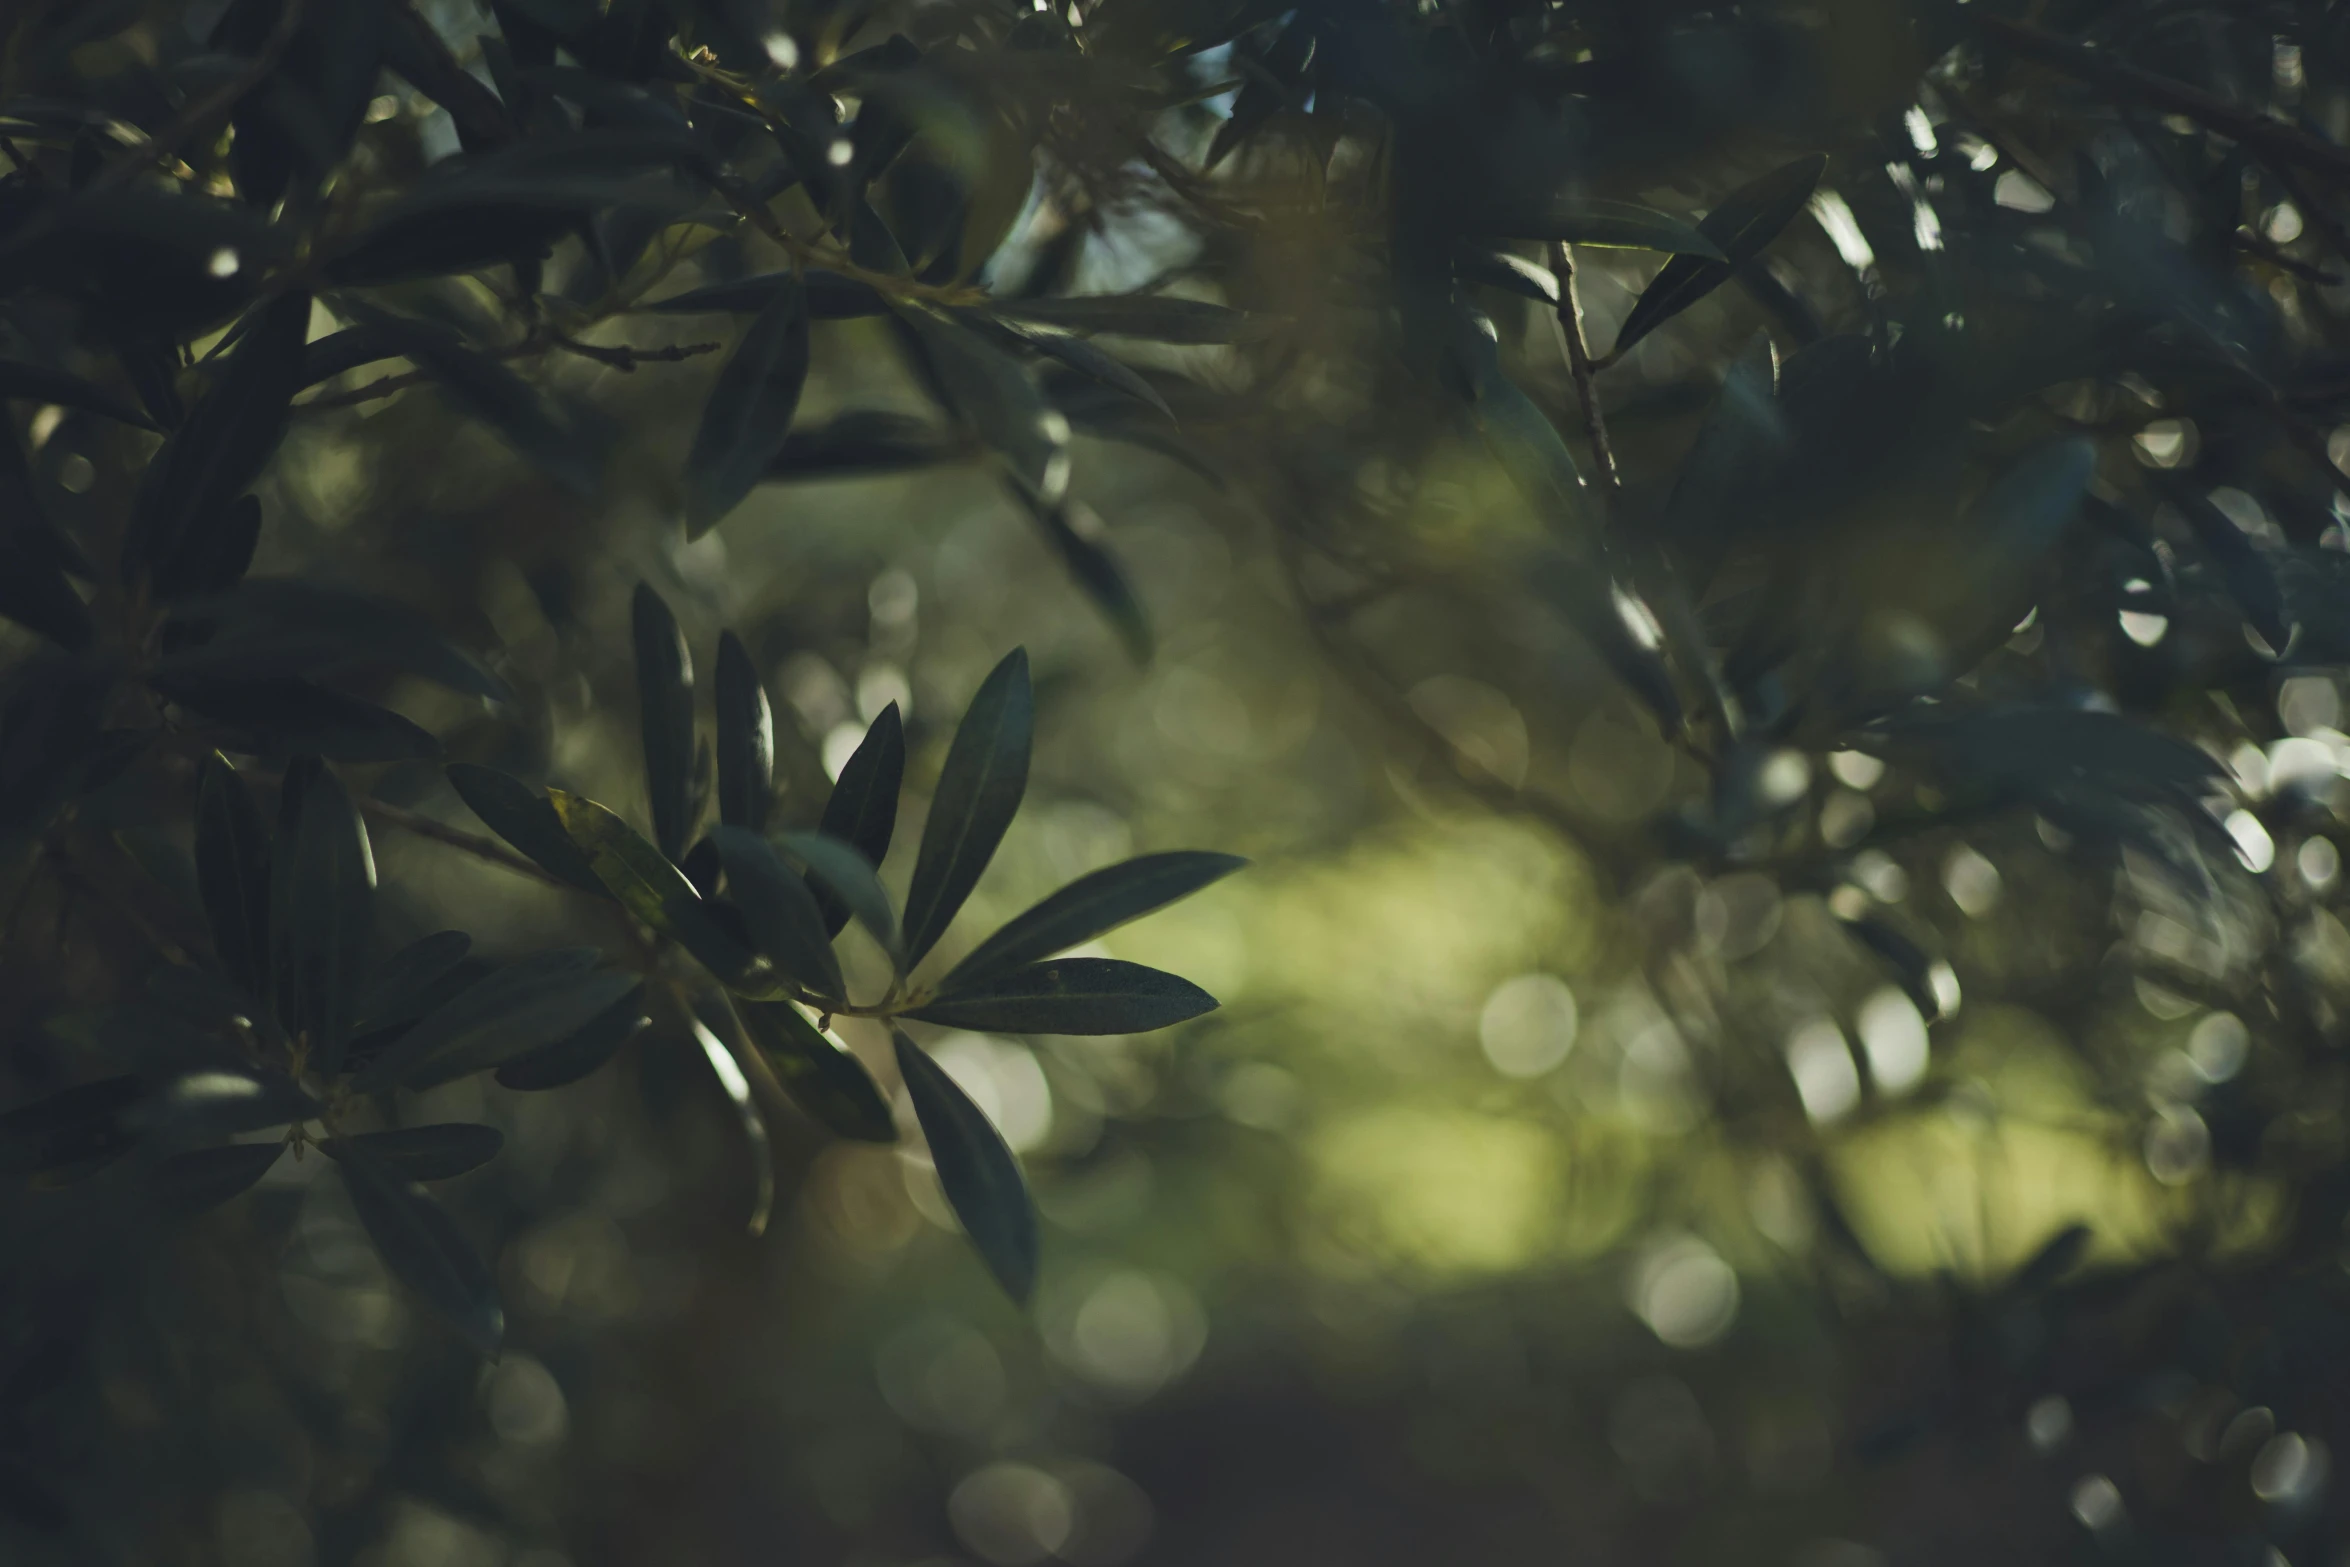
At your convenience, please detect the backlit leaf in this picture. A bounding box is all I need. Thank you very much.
[944,852,1245,988]
[336,1140,503,1358]
[687,279,811,537]
[445,763,606,894]
[709,826,843,1000]
[904,653,1031,968]
[894,1029,1037,1300]
[907,957,1219,1034]
[714,630,774,831]
[738,1001,896,1143]
[194,753,271,1002]
[1610,155,1827,360]
[549,791,763,986]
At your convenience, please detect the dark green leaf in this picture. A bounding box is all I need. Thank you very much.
[709,826,843,1000]
[1453,248,1558,306]
[740,1001,897,1143]
[894,1030,1037,1299]
[2014,1223,2092,1292]
[327,1124,503,1181]
[194,754,272,998]
[632,582,695,859]
[494,987,647,1090]
[778,830,900,962]
[150,1141,283,1216]
[1026,496,1153,663]
[331,301,603,495]
[359,952,639,1091]
[687,278,810,537]
[907,957,1219,1034]
[944,852,1245,988]
[714,630,773,832]
[1840,915,1952,1024]
[1610,155,1827,360]
[994,294,1265,344]
[283,765,375,1076]
[548,790,765,987]
[336,1140,503,1358]
[685,1010,774,1235]
[1464,196,1725,256]
[766,411,958,480]
[355,930,472,1032]
[121,290,310,580]
[153,676,440,762]
[984,314,1172,423]
[894,308,1066,504]
[646,269,886,318]
[0,359,157,430]
[813,703,904,936]
[0,1077,141,1180]
[901,648,1031,967]
[151,494,263,601]
[0,525,92,649]
[161,579,515,701]
[444,763,607,894]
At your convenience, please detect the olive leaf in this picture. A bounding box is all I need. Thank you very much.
[685,275,810,537]
[894,1030,1037,1300]
[902,648,1031,967]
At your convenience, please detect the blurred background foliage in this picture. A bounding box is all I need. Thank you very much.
[11,0,2350,1564]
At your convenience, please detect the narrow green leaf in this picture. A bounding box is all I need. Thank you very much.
[894,308,1066,505]
[907,957,1218,1034]
[894,1030,1037,1300]
[645,269,886,318]
[150,1141,283,1216]
[777,830,900,962]
[161,579,515,701]
[766,411,958,480]
[1661,333,1784,591]
[709,826,843,1000]
[1452,248,1558,306]
[687,1011,775,1235]
[444,763,606,894]
[151,494,262,601]
[0,359,158,430]
[0,1077,142,1180]
[1024,496,1152,663]
[714,630,773,831]
[0,526,92,650]
[813,703,904,936]
[1611,155,1828,360]
[336,1141,503,1358]
[632,582,696,860]
[371,958,641,1091]
[150,676,441,762]
[326,1124,502,1181]
[548,791,765,987]
[494,987,648,1091]
[195,753,272,1003]
[943,852,1245,988]
[738,1001,897,1143]
[686,277,811,537]
[354,931,471,1033]
[993,294,1264,344]
[1466,196,1725,256]
[285,767,376,1077]
[122,290,310,580]
[901,648,1031,967]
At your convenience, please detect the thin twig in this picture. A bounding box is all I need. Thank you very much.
[1547,241,1621,490]
[297,335,720,410]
